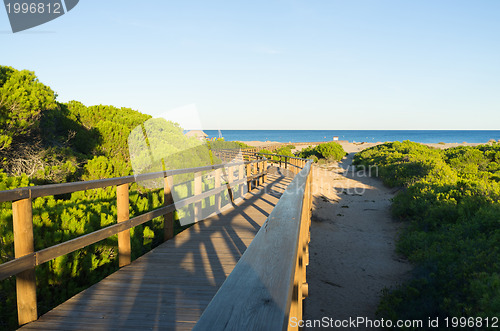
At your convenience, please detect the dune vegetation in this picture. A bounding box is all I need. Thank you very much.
[0,66,241,329]
[354,141,500,325]
[297,141,346,163]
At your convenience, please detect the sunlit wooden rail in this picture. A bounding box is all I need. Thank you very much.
[194,158,313,330]
[0,149,313,330]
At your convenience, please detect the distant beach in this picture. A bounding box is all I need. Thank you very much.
[205,130,500,144]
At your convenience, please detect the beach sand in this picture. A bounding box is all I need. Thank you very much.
[303,147,410,330]
[242,140,485,151]
[240,140,282,147]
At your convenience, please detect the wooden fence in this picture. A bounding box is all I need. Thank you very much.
[194,153,313,331]
[0,153,267,326]
[0,150,312,329]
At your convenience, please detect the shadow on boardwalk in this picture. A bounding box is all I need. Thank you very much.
[21,174,292,331]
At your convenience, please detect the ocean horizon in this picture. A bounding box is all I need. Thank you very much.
[203,130,500,144]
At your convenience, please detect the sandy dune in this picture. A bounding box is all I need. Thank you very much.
[303,146,411,330]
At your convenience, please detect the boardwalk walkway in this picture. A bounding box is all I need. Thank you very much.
[21,173,292,330]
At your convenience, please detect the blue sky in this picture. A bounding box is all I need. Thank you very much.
[1,1,499,130]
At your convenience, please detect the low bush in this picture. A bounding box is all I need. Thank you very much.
[298,143,346,162]
[316,142,346,161]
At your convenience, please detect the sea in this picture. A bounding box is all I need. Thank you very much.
[204,130,500,144]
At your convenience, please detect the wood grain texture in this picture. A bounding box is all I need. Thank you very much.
[0,162,242,203]
[117,184,131,267]
[164,176,175,241]
[13,198,37,325]
[193,163,311,331]
[0,184,245,281]
[20,174,292,331]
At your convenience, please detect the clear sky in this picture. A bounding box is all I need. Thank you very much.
[1,1,499,130]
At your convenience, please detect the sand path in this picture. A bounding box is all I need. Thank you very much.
[303,148,412,330]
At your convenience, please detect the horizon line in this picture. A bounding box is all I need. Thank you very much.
[202,129,500,131]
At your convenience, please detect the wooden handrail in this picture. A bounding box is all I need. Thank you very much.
[0,170,266,281]
[193,160,313,331]
[0,160,262,203]
[1,150,308,327]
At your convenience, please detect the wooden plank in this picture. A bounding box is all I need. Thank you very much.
[0,253,35,281]
[227,165,234,202]
[21,317,197,331]
[0,187,29,202]
[246,163,252,191]
[13,198,37,325]
[194,171,202,222]
[253,162,258,187]
[215,168,221,212]
[163,176,175,241]
[117,184,131,267]
[263,160,268,183]
[238,164,245,197]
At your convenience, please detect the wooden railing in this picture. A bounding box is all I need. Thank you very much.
[194,155,313,331]
[0,153,267,326]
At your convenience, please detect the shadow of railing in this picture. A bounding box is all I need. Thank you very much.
[25,174,291,330]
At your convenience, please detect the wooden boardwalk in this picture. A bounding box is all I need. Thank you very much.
[20,173,292,330]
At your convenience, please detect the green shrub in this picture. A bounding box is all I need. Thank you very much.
[356,141,500,324]
[298,146,320,159]
[316,142,346,161]
[298,143,346,162]
[259,149,272,155]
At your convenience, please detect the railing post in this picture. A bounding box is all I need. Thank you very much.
[309,164,313,211]
[12,198,37,326]
[239,164,245,197]
[246,163,252,191]
[253,161,258,187]
[258,161,264,186]
[263,159,268,183]
[194,171,202,222]
[227,165,234,202]
[163,176,174,241]
[215,168,221,211]
[117,184,131,267]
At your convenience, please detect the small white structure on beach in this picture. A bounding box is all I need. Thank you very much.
[333,136,339,141]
